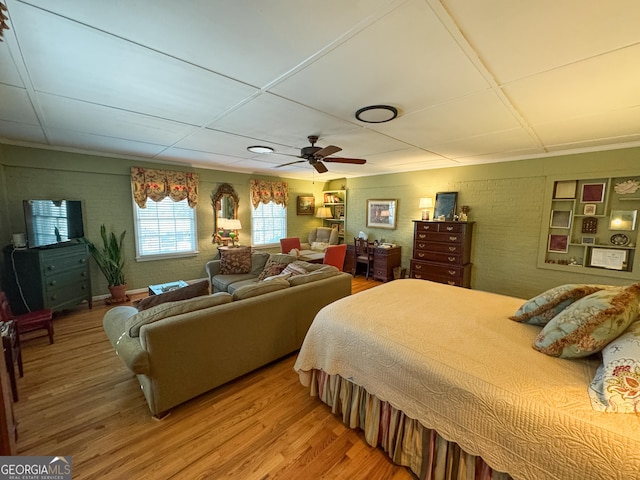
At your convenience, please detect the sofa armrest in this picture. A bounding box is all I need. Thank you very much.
[206,260,222,288]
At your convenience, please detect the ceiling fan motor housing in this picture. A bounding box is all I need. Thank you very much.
[301,146,322,158]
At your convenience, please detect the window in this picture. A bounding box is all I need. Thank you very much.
[252,201,286,246]
[133,197,197,259]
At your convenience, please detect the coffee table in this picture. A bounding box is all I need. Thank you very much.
[148,280,189,296]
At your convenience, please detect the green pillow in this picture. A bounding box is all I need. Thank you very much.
[533,284,640,358]
[510,284,610,326]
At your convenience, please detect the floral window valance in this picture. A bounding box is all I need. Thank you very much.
[131,167,199,208]
[250,179,289,209]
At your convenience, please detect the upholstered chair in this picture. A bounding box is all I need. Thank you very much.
[307,227,339,247]
[323,244,347,271]
[280,237,301,254]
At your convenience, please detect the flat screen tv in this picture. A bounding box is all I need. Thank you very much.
[23,200,85,248]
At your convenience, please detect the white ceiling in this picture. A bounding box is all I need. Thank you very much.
[1,0,639,181]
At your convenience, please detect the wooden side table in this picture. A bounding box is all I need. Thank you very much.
[1,321,23,402]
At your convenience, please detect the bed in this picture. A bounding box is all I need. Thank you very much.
[293,279,640,480]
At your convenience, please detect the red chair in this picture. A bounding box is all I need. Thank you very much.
[323,244,347,271]
[0,291,54,344]
[280,237,301,254]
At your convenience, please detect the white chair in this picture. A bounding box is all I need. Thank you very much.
[307,227,339,247]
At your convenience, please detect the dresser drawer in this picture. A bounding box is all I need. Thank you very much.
[414,240,464,254]
[414,231,465,244]
[410,260,471,287]
[44,268,90,293]
[413,250,463,265]
[41,249,89,277]
[414,222,468,234]
[44,280,91,308]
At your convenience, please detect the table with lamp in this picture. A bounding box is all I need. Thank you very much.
[216,218,242,247]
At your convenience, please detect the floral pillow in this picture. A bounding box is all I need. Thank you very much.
[510,284,609,326]
[588,320,640,413]
[220,247,252,274]
[533,284,640,358]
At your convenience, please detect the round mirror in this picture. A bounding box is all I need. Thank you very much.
[211,183,239,244]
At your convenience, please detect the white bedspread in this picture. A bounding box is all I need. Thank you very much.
[294,279,640,480]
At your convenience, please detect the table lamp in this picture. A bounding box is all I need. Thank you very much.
[316,207,333,219]
[225,219,242,246]
[419,197,433,221]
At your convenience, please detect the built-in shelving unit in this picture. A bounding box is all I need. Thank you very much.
[538,173,640,279]
[321,190,346,242]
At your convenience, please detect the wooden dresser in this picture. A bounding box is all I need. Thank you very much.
[409,221,474,288]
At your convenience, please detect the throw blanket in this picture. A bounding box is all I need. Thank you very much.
[294,279,640,480]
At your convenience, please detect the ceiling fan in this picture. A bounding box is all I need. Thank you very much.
[274,135,366,173]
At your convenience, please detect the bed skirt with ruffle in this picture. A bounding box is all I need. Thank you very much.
[308,369,514,480]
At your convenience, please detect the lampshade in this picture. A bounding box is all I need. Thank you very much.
[224,219,242,230]
[419,197,433,209]
[316,207,333,219]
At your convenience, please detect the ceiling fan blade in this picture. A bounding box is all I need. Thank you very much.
[322,157,367,165]
[314,145,341,158]
[274,159,306,168]
[311,161,328,174]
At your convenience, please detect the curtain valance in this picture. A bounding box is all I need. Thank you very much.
[250,179,289,209]
[131,167,199,208]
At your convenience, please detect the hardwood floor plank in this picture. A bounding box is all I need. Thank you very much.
[12,276,413,479]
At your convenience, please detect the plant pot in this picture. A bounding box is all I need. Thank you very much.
[107,284,129,305]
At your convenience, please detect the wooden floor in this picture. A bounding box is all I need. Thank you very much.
[13,276,414,479]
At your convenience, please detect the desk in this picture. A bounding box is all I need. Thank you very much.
[344,245,402,282]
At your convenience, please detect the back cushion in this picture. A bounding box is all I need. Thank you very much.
[257,254,296,281]
[220,247,252,274]
[232,278,290,300]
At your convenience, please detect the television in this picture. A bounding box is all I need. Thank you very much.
[23,200,85,248]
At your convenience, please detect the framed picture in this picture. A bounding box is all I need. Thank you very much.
[334,204,345,219]
[609,210,637,231]
[433,192,458,221]
[581,182,606,203]
[581,236,596,245]
[296,196,315,215]
[548,234,569,253]
[550,210,572,229]
[590,248,627,270]
[553,180,577,199]
[583,204,596,215]
[366,199,397,229]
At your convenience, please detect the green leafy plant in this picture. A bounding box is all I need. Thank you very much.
[83,224,126,286]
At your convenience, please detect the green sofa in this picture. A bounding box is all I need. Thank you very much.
[103,266,352,416]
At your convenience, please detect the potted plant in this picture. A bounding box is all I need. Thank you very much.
[83,224,127,304]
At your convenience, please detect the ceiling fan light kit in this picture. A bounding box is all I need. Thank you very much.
[247,145,274,154]
[355,105,398,123]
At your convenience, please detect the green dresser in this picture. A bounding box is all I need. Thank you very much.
[3,243,92,315]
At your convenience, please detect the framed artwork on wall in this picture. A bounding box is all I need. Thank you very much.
[366,199,397,229]
[433,192,458,221]
[548,234,569,253]
[581,183,606,203]
[550,210,572,229]
[583,204,597,215]
[296,196,315,215]
[609,210,637,231]
[553,180,577,199]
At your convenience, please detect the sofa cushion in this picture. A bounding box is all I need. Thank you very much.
[257,254,296,281]
[135,280,209,311]
[250,251,271,275]
[533,284,640,358]
[227,278,259,294]
[288,265,340,286]
[232,278,290,300]
[220,247,252,274]
[282,262,308,276]
[126,292,233,337]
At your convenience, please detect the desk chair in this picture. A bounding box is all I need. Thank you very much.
[280,237,301,254]
[0,291,54,344]
[353,238,374,280]
[323,244,347,271]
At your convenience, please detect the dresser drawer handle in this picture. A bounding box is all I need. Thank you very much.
[418,252,425,258]
[449,236,458,241]
[448,246,457,252]
[49,280,56,286]
[80,258,87,264]
[448,270,456,276]
[417,243,426,248]
[418,234,426,239]
[422,225,431,230]
[415,274,423,279]
[447,281,456,285]
[446,226,454,231]
[448,257,456,262]
[47,265,55,271]
[414,264,422,269]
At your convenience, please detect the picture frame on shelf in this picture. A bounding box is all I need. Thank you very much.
[550,210,572,229]
[590,248,627,271]
[553,180,577,199]
[580,182,606,203]
[433,192,458,221]
[581,236,596,245]
[583,204,597,215]
[296,196,315,215]
[334,204,345,219]
[548,234,569,253]
[366,199,397,229]
[609,210,637,231]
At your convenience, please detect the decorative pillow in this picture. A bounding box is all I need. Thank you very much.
[220,247,252,275]
[282,263,308,276]
[310,241,329,252]
[135,280,209,311]
[127,292,233,337]
[257,254,295,281]
[589,320,640,413]
[232,278,290,300]
[510,284,610,326]
[288,265,340,286]
[533,284,640,358]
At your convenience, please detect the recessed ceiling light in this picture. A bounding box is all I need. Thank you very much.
[355,105,398,123]
[247,145,274,154]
